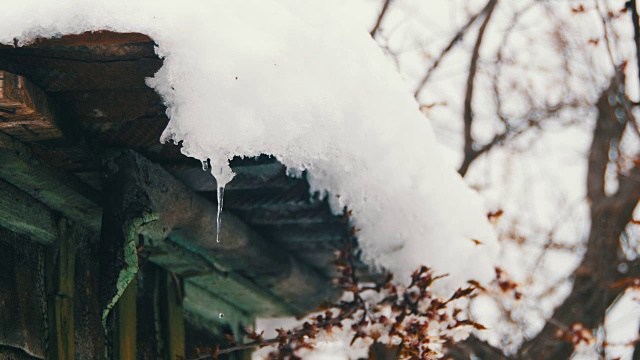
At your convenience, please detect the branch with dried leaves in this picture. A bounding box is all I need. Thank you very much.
[184,224,486,360]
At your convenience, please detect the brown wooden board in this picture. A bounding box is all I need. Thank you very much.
[0,227,47,359]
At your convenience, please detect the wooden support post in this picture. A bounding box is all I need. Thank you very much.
[115,279,137,360]
[47,218,76,360]
[160,270,185,360]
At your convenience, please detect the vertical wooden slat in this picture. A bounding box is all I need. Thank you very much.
[136,264,160,359]
[115,279,137,360]
[160,270,185,360]
[47,218,76,360]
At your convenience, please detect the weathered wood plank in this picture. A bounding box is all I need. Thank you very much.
[168,162,293,191]
[46,219,76,360]
[55,88,165,125]
[0,71,62,141]
[48,297,74,360]
[103,150,339,317]
[0,55,162,92]
[0,344,44,360]
[72,225,106,359]
[0,31,153,49]
[115,280,137,360]
[159,270,185,360]
[136,264,161,360]
[0,131,101,231]
[0,227,47,359]
[0,178,57,244]
[149,238,292,316]
[0,43,156,63]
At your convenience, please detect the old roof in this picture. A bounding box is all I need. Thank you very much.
[0,31,378,323]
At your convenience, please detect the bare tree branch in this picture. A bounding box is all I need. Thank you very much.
[516,75,640,360]
[446,335,510,360]
[626,0,640,84]
[622,0,640,140]
[413,0,497,99]
[446,74,640,360]
[458,0,498,176]
[456,1,582,177]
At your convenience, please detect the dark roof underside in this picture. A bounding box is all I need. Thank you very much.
[0,31,380,316]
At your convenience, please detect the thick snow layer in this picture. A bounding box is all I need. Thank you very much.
[1,0,497,290]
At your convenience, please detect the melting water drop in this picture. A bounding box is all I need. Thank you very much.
[618,262,629,274]
[219,312,224,319]
[216,185,225,243]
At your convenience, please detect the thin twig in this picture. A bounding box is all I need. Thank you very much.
[459,0,499,176]
[413,0,497,98]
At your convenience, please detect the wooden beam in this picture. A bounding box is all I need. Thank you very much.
[167,162,292,191]
[0,131,101,231]
[59,88,166,125]
[115,279,137,360]
[103,150,339,317]
[135,263,161,359]
[0,227,49,358]
[0,70,62,141]
[0,70,100,230]
[0,54,162,92]
[0,31,153,49]
[47,218,76,360]
[0,178,57,244]
[150,238,291,316]
[160,270,185,360]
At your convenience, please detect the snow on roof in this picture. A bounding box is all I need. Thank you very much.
[1,0,498,291]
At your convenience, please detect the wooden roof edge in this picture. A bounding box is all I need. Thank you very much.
[104,149,340,317]
[0,31,154,49]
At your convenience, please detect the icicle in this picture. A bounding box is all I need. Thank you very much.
[212,164,233,244]
[216,184,225,243]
